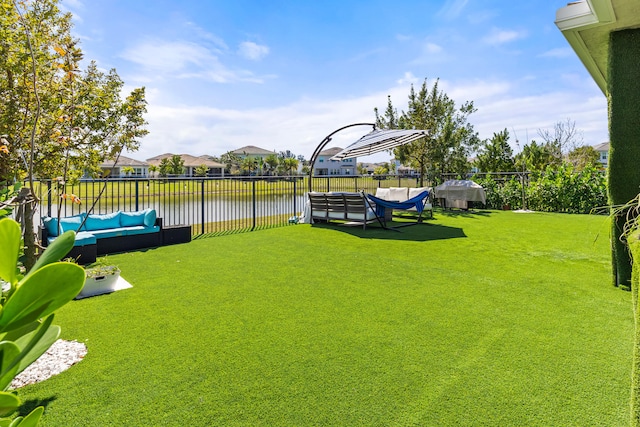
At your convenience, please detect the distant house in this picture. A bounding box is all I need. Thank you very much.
[593,142,609,168]
[230,145,276,161]
[99,155,149,178]
[358,162,392,175]
[358,162,377,174]
[392,159,418,177]
[313,147,356,176]
[146,153,225,177]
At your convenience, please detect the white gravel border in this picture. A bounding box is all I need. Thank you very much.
[11,340,87,389]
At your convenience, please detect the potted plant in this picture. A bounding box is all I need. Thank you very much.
[77,258,121,299]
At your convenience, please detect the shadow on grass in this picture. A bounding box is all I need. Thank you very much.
[18,396,57,416]
[436,208,493,218]
[311,220,466,241]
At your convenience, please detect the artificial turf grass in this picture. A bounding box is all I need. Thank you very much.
[18,210,633,426]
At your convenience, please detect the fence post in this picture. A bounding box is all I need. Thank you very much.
[47,180,52,217]
[201,179,205,235]
[293,179,297,215]
[135,180,139,211]
[252,180,257,231]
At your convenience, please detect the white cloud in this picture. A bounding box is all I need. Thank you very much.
[482,28,527,45]
[185,22,228,52]
[396,72,419,86]
[539,47,574,58]
[424,43,443,54]
[437,0,469,20]
[238,41,270,61]
[121,39,269,83]
[121,40,213,74]
[127,76,607,163]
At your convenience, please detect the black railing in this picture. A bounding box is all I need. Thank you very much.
[33,177,308,237]
[33,175,434,237]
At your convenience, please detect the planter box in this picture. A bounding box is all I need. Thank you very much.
[76,270,121,299]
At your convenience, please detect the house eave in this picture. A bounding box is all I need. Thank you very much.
[555,0,616,94]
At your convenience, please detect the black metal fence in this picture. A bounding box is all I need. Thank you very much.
[32,175,425,237]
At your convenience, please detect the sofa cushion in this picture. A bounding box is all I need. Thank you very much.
[48,230,96,247]
[143,209,157,227]
[408,187,431,199]
[73,231,98,246]
[346,208,377,221]
[43,213,86,237]
[120,210,147,227]
[89,227,130,239]
[375,188,391,200]
[85,211,121,231]
[124,225,161,236]
[388,187,409,202]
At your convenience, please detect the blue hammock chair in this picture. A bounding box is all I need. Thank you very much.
[365,190,430,227]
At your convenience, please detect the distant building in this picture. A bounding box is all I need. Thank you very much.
[392,159,418,177]
[99,155,149,178]
[313,147,356,176]
[230,145,276,161]
[358,162,392,175]
[593,142,609,168]
[146,153,225,177]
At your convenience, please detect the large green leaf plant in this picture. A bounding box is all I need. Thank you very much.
[0,218,84,426]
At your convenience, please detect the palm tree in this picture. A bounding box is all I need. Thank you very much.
[121,166,134,178]
[283,157,299,175]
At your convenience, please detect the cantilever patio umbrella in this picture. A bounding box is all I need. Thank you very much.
[308,126,429,192]
[329,128,428,161]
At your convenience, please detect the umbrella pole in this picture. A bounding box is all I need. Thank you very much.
[308,122,375,193]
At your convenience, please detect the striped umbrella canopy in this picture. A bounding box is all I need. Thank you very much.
[329,129,428,160]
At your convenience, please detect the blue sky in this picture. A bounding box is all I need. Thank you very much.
[61,0,607,162]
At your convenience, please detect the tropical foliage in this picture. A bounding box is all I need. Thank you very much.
[473,164,607,213]
[375,78,480,185]
[0,218,84,426]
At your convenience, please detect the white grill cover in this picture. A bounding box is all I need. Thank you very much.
[434,180,486,205]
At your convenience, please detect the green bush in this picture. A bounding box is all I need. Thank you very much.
[474,164,607,213]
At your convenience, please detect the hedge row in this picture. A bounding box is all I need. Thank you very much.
[472,164,607,214]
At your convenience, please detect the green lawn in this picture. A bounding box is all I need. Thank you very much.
[18,210,633,426]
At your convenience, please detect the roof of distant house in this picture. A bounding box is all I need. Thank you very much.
[593,142,610,151]
[230,145,275,156]
[99,155,148,168]
[146,153,224,168]
[318,147,343,156]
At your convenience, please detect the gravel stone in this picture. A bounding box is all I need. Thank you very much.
[10,339,87,389]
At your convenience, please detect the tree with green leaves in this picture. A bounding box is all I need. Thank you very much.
[282,157,299,176]
[566,145,600,171]
[0,0,147,268]
[241,156,258,176]
[0,2,148,182]
[158,158,171,177]
[264,153,279,176]
[375,78,479,185]
[220,151,241,175]
[537,118,583,160]
[121,166,134,177]
[515,140,558,172]
[373,164,389,176]
[167,155,185,176]
[475,129,514,173]
[194,164,209,177]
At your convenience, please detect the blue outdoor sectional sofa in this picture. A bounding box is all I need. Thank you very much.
[40,209,163,264]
